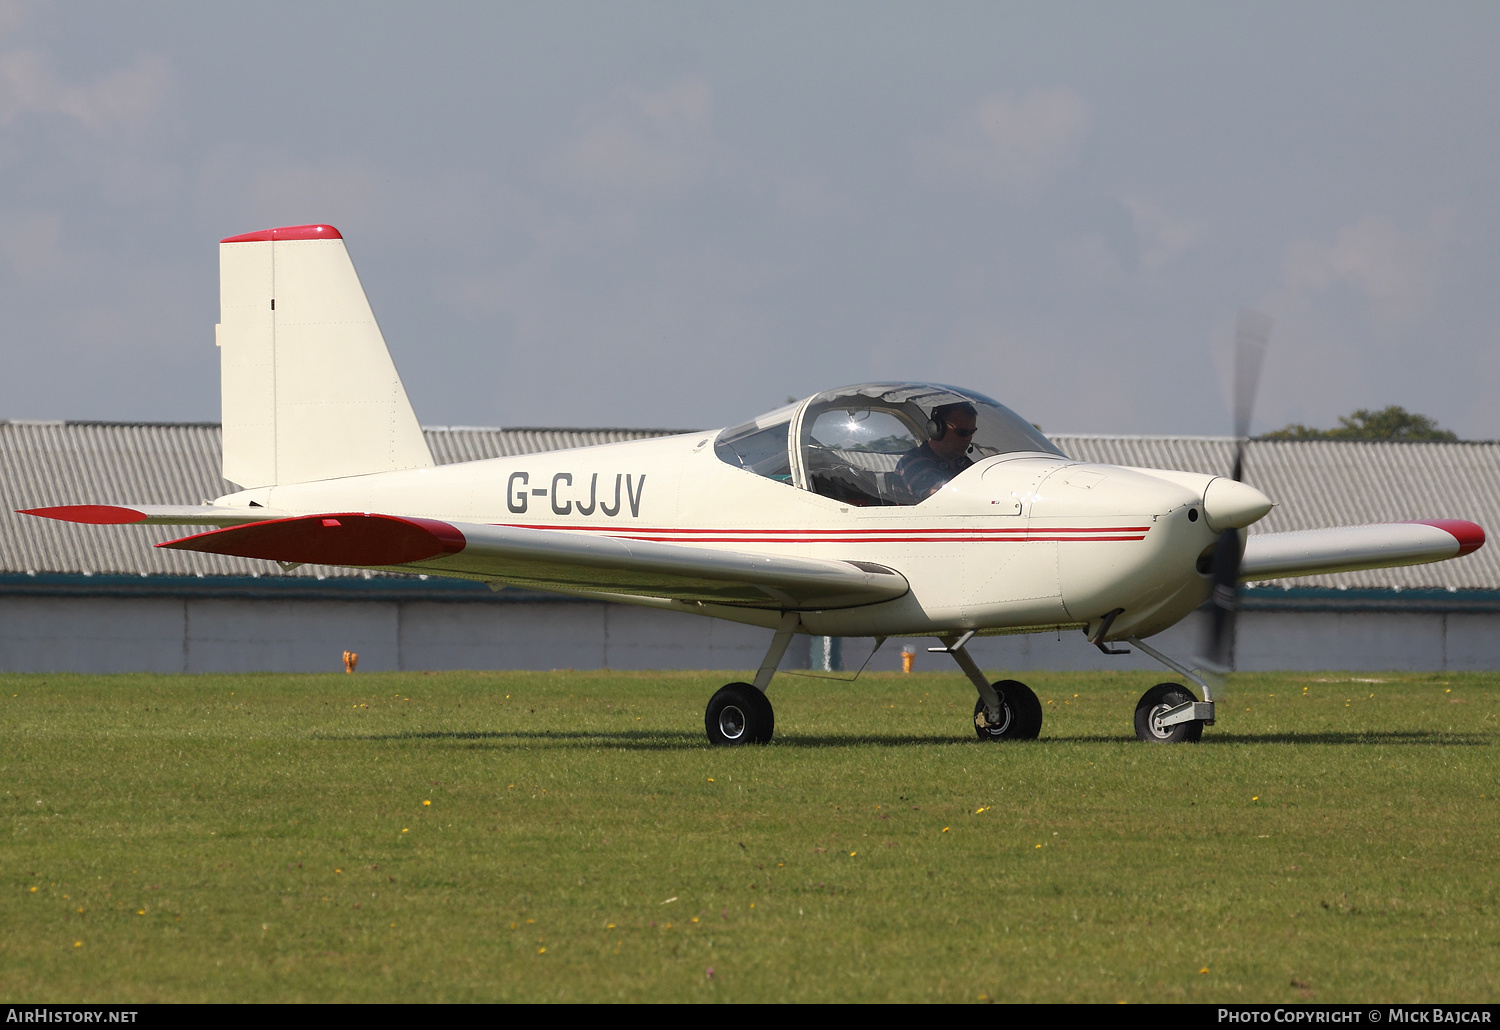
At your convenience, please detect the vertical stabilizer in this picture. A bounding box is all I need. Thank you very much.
[216,224,434,489]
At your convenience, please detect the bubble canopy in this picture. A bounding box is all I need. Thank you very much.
[714,383,1064,507]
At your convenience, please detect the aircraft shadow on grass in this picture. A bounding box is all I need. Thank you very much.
[320,728,1492,750]
[1200,729,1492,746]
[328,728,983,751]
[1063,730,1492,746]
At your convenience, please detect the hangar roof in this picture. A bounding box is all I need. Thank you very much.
[0,421,682,584]
[2,421,1496,591]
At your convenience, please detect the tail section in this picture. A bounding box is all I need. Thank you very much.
[216,224,433,489]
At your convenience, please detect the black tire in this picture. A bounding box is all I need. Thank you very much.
[1134,682,1204,743]
[706,682,775,746]
[973,679,1043,741]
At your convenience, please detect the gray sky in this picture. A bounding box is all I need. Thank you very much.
[2,1,1497,437]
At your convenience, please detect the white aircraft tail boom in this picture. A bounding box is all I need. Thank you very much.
[216,223,433,489]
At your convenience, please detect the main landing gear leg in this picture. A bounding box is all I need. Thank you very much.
[1125,636,1217,744]
[705,612,799,747]
[931,631,1042,741]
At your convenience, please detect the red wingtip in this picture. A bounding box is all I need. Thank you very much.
[18,504,146,525]
[220,224,343,244]
[1405,519,1485,556]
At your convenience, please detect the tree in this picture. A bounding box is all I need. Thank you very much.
[1262,406,1458,442]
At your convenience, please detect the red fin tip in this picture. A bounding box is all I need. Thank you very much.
[220,224,342,244]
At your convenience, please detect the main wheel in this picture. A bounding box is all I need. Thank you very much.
[1134,682,1204,743]
[973,679,1042,741]
[706,682,775,746]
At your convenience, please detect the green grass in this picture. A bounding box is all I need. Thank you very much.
[1,667,1496,1003]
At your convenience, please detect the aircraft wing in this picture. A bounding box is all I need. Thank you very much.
[153,513,910,610]
[1239,520,1484,581]
[19,504,293,527]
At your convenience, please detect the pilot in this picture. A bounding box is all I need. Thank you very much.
[895,401,978,502]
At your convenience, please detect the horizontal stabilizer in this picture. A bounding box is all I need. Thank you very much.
[162,512,463,565]
[1240,520,1484,581]
[162,514,911,610]
[19,504,293,527]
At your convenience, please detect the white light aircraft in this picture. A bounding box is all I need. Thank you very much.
[24,225,1486,745]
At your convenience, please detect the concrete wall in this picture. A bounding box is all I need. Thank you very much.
[1,595,1496,675]
[0,596,797,675]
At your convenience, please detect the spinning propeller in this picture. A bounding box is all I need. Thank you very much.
[1203,308,1274,670]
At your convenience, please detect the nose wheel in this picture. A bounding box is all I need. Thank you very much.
[1134,682,1205,743]
[706,682,775,746]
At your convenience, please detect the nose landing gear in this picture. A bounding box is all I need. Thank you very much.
[1125,636,1217,743]
[1133,682,1205,743]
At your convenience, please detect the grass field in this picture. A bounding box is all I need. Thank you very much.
[1,667,1496,1003]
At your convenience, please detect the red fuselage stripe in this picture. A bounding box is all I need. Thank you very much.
[496,523,1150,536]
[620,534,1147,543]
[491,523,1149,543]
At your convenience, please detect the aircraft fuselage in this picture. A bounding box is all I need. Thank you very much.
[218,431,1224,641]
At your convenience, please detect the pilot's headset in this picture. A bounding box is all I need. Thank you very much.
[925,402,975,449]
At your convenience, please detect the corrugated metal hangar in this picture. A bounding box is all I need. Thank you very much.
[3,420,1497,674]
